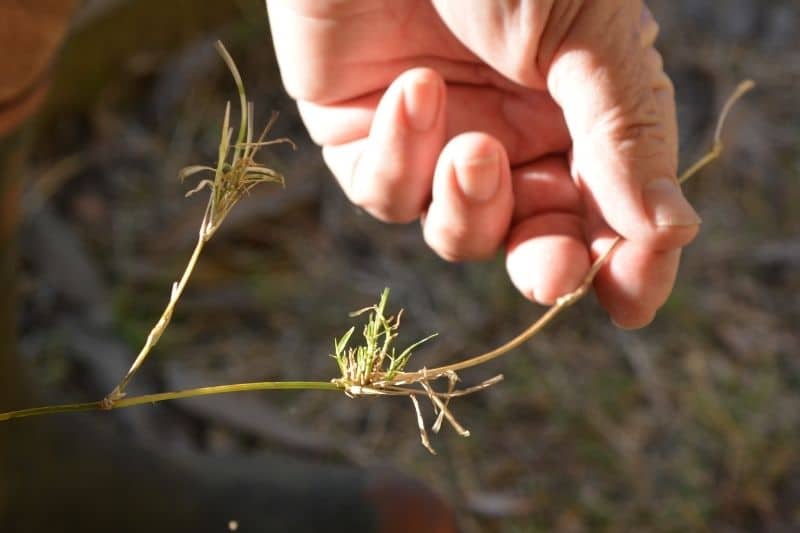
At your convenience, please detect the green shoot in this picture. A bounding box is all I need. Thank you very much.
[330,288,499,453]
[102,41,294,407]
[331,288,438,386]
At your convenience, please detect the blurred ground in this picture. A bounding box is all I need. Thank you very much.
[13,0,800,531]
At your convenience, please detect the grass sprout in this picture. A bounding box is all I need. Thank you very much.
[330,289,502,454]
[331,288,438,386]
[102,41,294,407]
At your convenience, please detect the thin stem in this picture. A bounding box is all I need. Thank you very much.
[680,79,754,184]
[106,231,206,404]
[714,80,755,142]
[1,381,341,421]
[678,144,722,185]
[395,239,620,382]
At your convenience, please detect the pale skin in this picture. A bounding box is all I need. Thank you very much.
[266,0,701,328]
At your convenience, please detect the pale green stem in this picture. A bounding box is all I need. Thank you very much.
[1,381,341,421]
[106,230,206,403]
[394,240,618,383]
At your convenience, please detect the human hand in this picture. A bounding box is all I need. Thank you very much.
[266,0,700,328]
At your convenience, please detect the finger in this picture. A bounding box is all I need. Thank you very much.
[298,91,381,147]
[423,132,513,261]
[505,213,590,305]
[546,2,700,250]
[590,232,681,329]
[505,155,587,305]
[511,155,581,223]
[303,85,569,166]
[322,68,446,223]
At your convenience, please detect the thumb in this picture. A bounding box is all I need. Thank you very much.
[546,1,700,249]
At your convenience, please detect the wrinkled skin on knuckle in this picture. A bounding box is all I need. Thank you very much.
[589,88,669,157]
[590,71,677,174]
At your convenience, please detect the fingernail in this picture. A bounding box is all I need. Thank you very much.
[643,178,702,227]
[454,148,500,203]
[404,76,441,132]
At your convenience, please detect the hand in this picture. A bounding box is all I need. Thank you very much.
[266,0,700,328]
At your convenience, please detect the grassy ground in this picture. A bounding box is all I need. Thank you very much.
[14,0,800,531]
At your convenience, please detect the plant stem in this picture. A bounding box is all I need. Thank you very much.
[1,380,341,421]
[105,230,207,404]
[394,239,619,382]
[679,80,754,185]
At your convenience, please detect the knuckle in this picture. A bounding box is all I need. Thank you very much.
[589,87,673,159]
